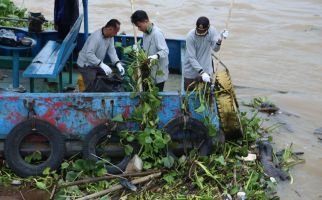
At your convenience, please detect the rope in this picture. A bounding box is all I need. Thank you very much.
[225,0,235,30]
[212,0,235,81]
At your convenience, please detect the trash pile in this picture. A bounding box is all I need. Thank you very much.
[0,29,19,46]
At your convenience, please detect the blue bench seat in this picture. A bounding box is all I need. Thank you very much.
[23,14,83,92]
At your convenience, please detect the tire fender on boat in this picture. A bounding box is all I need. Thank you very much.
[163,115,212,158]
[4,119,66,177]
[82,122,135,174]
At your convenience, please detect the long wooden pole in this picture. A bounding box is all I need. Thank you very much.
[130,0,143,91]
[130,0,138,45]
[212,0,235,82]
[59,170,161,188]
[75,172,161,200]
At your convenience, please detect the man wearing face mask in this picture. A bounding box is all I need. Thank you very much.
[77,19,125,91]
[183,16,228,90]
[131,10,169,92]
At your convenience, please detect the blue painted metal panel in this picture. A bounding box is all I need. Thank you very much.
[0,92,219,140]
[112,35,185,73]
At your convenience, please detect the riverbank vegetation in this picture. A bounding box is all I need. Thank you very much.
[0,0,52,29]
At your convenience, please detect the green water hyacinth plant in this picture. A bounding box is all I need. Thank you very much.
[0,0,53,29]
[114,42,173,169]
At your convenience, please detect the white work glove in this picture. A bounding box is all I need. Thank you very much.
[221,29,229,39]
[201,72,211,83]
[116,62,125,75]
[148,54,159,60]
[99,62,112,75]
[132,44,139,52]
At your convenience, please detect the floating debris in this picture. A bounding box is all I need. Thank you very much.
[313,127,322,135]
[240,153,257,161]
[125,154,143,173]
[257,141,290,181]
[243,97,279,114]
[237,191,246,200]
[11,180,22,186]
[120,179,137,192]
[259,102,280,114]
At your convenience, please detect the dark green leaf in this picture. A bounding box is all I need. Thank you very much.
[96,167,107,176]
[143,103,151,114]
[154,137,165,149]
[145,136,153,144]
[124,144,133,155]
[215,155,225,165]
[230,186,239,195]
[162,155,174,168]
[240,146,249,157]
[208,124,217,137]
[100,196,110,200]
[163,171,177,184]
[126,135,135,142]
[123,46,133,54]
[114,42,122,48]
[112,114,123,122]
[65,171,78,182]
[143,162,152,169]
[195,104,206,113]
[42,167,51,175]
[61,162,69,169]
[128,67,134,76]
[35,181,47,190]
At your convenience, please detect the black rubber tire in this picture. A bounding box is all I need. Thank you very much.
[4,119,65,177]
[82,123,133,174]
[164,116,212,157]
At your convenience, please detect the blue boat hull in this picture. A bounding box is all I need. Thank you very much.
[0,29,219,157]
[0,91,219,151]
[0,2,222,176]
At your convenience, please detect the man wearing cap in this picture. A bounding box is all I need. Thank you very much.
[131,10,169,92]
[77,19,125,91]
[183,16,228,90]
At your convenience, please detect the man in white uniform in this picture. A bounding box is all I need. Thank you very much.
[131,10,169,92]
[184,16,228,90]
[77,19,125,91]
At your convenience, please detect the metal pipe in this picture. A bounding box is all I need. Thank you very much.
[82,0,89,40]
[0,17,28,22]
